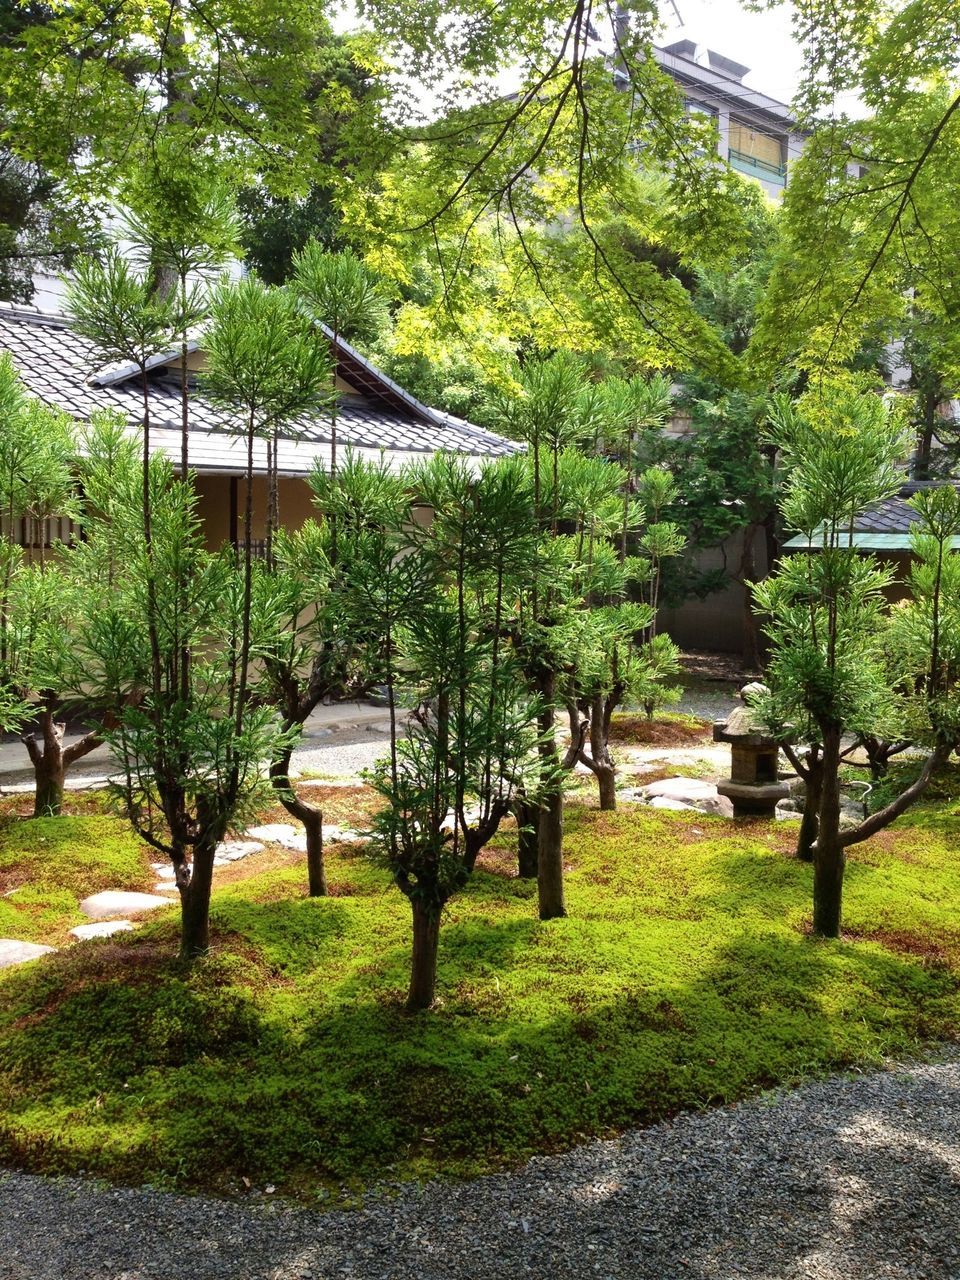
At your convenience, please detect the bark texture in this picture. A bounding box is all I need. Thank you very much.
[811,730,844,937]
[21,703,103,818]
[407,898,441,1013]
[178,834,217,960]
[515,796,540,878]
[271,750,327,897]
[536,680,566,921]
[796,761,822,863]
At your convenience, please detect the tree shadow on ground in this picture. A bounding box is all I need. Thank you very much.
[2,929,959,1279]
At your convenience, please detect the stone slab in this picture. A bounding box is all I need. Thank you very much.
[245,823,299,843]
[70,920,135,940]
[215,840,264,863]
[79,891,172,920]
[325,825,370,844]
[638,777,736,819]
[0,938,56,968]
[642,777,717,801]
[648,796,698,812]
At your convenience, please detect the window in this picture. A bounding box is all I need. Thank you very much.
[727,120,787,183]
[1,514,79,549]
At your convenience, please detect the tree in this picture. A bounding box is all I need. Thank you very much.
[0,1,347,206]
[0,357,110,815]
[368,451,541,1010]
[751,15,960,386]
[0,2,103,301]
[76,421,289,959]
[202,273,333,567]
[290,244,388,484]
[120,143,241,477]
[754,382,959,937]
[347,2,759,376]
[258,454,410,896]
[67,269,328,960]
[559,451,681,810]
[235,30,378,282]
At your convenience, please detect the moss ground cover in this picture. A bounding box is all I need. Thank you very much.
[1,793,959,1197]
[608,710,712,747]
[0,815,154,944]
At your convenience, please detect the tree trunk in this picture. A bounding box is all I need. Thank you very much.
[515,797,540,878]
[796,760,822,863]
[271,749,327,896]
[536,675,566,921]
[812,729,844,938]
[303,806,326,897]
[33,752,65,818]
[22,704,67,818]
[915,392,937,480]
[407,897,440,1013]
[178,832,217,961]
[740,523,762,671]
[597,764,617,811]
[538,785,565,919]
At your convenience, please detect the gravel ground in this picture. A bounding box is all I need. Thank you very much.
[292,727,394,779]
[2,1051,959,1280]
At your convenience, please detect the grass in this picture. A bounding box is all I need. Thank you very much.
[1,782,960,1201]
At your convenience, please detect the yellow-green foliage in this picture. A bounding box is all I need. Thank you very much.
[1,800,959,1196]
[0,816,153,943]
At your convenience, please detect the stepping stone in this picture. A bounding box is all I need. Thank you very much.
[642,777,717,800]
[245,823,299,844]
[633,777,735,819]
[150,863,176,879]
[215,840,264,863]
[0,938,56,968]
[278,831,307,853]
[79,891,172,920]
[153,883,179,893]
[70,920,135,940]
[325,825,370,845]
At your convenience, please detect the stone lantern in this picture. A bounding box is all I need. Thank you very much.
[713,683,790,818]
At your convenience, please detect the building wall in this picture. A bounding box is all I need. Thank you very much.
[193,474,318,549]
[659,525,769,655]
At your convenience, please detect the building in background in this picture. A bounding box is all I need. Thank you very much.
[653,40,806,199]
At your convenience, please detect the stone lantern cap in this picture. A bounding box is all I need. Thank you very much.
[713,683,779,747]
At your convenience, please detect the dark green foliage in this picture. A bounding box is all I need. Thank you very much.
[238,185,344,285]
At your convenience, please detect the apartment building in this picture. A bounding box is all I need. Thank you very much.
[654,40,806,199]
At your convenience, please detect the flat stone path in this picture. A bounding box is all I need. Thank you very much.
[1,1053,958,1279]
[0,939,55,969]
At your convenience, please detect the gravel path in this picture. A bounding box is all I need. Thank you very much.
[2,1051,959,1280]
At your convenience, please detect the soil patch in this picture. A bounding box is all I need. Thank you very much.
[610,715,712,748]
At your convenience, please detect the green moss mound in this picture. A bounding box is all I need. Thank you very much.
[0,816,152,943]
[1,801,959,1196]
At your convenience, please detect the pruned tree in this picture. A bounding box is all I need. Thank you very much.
[755,382,959,937]
[120,143,241,477]
[68,268,329,959]
[0,357,111,814]
[368,451,541,1011]
[258,453,412,896]
[290,244,388,484]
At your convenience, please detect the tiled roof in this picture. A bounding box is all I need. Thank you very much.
[0,303,520,476]
[783,482,960,550]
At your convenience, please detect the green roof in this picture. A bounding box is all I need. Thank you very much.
[783,533,960,552]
